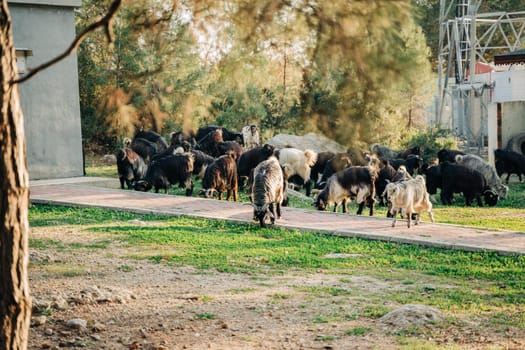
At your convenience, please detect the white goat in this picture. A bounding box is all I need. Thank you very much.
[277,148,317,184]
[242,125,260,151]
[384,175,434,228]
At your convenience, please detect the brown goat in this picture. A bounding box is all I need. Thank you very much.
[200,154,238,201]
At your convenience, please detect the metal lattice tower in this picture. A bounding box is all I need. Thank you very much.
[437,0,525,128]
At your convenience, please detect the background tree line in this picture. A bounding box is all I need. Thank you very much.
[78,0,524,154]
[78,0,435,154]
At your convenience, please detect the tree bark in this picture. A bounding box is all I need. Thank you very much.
[0,2,32,349]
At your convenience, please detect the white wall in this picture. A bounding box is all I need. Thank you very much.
[493,70,525,103]
[501,101,525,148]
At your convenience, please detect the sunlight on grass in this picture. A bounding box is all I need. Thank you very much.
[29,238,111,251]
[84,154,118,178]
[85,164,116,178]
[434,206,525,232]
[29,204,525,330]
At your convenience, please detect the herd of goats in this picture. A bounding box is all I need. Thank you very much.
[116,125,525,227]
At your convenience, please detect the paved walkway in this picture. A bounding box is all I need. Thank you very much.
[29,177,525,255]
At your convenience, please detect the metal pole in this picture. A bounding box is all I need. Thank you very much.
[437,0,446,125]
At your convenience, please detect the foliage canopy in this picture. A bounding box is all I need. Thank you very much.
[78,0,438,152]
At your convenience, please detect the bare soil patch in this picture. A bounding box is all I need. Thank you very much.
[28,226,524,350]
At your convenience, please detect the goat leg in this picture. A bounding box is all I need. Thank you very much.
[391,209,397,227]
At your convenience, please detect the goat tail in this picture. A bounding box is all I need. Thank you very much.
[304,149,318,167]
[310,188,321,195]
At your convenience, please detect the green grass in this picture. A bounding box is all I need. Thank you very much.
[345,326,373,336]
[313,315,331,324]
[28,237,111,250]
[118,265,134,272]
[30,205,525,279]
[270,293,290,299]
[85,164,115,178]
[315,335,336,341]
[359,305,390,318]
[29,205,155,227]
[430,181,525,231]
[194,312,216,320]
[294,286,352,297]
[84,154,117,178]
[28,204,525,326]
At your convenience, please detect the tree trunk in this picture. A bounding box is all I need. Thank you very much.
[0,2,32,349]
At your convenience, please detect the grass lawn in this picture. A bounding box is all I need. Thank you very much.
[29,204,525,331]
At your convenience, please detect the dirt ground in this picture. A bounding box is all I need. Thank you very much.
[27,226,524,350]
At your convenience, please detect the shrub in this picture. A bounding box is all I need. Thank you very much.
[401,127,458,163]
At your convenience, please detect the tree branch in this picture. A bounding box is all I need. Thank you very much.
[10,0,122,85]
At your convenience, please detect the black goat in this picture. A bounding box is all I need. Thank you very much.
[134,130,168,153]
[495,149,525,184]
[237,144,276,190]
[196,125,243,145]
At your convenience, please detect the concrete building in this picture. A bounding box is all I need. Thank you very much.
[436,3,525,164]
[9,0,84,179]
[487,50,525,165]
[436,58,525,165]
